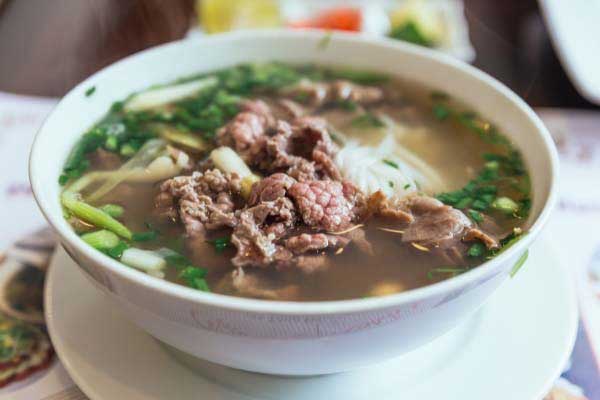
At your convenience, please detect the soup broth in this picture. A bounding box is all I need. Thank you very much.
[60,63,531,301]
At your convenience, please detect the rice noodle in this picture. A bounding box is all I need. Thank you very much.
[335,132,445,198]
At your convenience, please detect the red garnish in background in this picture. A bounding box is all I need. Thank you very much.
[288,7,362,32]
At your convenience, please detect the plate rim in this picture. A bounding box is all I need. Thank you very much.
[45,238,578,400]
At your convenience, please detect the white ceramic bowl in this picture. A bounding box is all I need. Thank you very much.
[30,30,558,375]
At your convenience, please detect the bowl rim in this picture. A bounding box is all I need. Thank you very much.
[29,29,559,315]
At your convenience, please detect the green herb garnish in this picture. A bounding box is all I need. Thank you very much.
[132,231,158,242]
[383,159,399,169]
[350,113,385,128]
[432,103,450,120]
[510,250,529,278]
[179,267,210,291]
[105,241,129,259]
[467,209,484,223]
[208,236,230,254]
[389,21,434,47]
[467,242,486,258]
[85,86,96,97]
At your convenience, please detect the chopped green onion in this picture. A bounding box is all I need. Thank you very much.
[403,183,411,190]
[121,248,166,271]
[104,135,118,151]
[85,86,96,97]
[389,181,395,188]
[492,196,520,215]
[208,236,230,254]
[455,197,473,209]
[350,113,385,128]
[106,241,129,259]
[62,192,132,239]
[99,204,124,218]
[467,209,484,223]
[179,267,210,291]
[510,250,529,277]
[389,21,434,47]
[432,104,450,121]
[132,231,158,242]
[467,242,486,258]
[471,199,489,211]
[120,143,137,157]
[383,159,399,169]
[81,230,119,251]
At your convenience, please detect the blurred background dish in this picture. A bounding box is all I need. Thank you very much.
[538,0,600,105]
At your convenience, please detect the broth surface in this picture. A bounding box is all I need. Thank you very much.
[60,63,531,301]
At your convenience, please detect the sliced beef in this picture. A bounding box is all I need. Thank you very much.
[372,193,500,258]
[330,80,385,104]
[156,169,242,237]
[231,197,296,268]
[284,233,349,254]
[276,99,306,119]
[248,172,295,205]
[285,79,384,106]
[291,255,330,274]
[264,117,341,181]
[216,99,274,164]
[463,228,499,249]
[288,180,360,231]
[344,227,374,256]
[399,196,472,246]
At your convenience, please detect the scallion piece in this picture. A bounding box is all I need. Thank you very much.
[492,196,519,215]
[467,242,486,257]
[62,192,132,239]
[81,230,119,251]
[510,250,529,278]
[99,204,124,218]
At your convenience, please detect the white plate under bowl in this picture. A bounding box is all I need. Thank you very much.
[45,237,577,400]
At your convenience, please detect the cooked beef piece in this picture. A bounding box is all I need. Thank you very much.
[265,121,317,181]
[372,193,499,254]
[291,255,330,274]
[284,233,349,254]
[216,99,274,164]
[285,79,384,106]
[248,173,296,205]
[240,99,276,126]
[231,197,296,268]
[463,228,499,249]
[292,116,337,157]
[330,80,384,104]
[344,227,374,256]
[288,180,361,231]
[394,195,472,246]
[88,148,122,170]
[276,99,306,119]
[369,191,414,224]
[156,169,242,237]
[219,268,300,300]
[264,117,341,181]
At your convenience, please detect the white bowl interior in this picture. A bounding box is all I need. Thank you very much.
[30,30,557,311]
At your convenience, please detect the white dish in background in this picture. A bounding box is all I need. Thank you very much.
[539,0,600,104]
[45,236,577,400]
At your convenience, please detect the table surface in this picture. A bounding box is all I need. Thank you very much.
[0,0,595,109]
